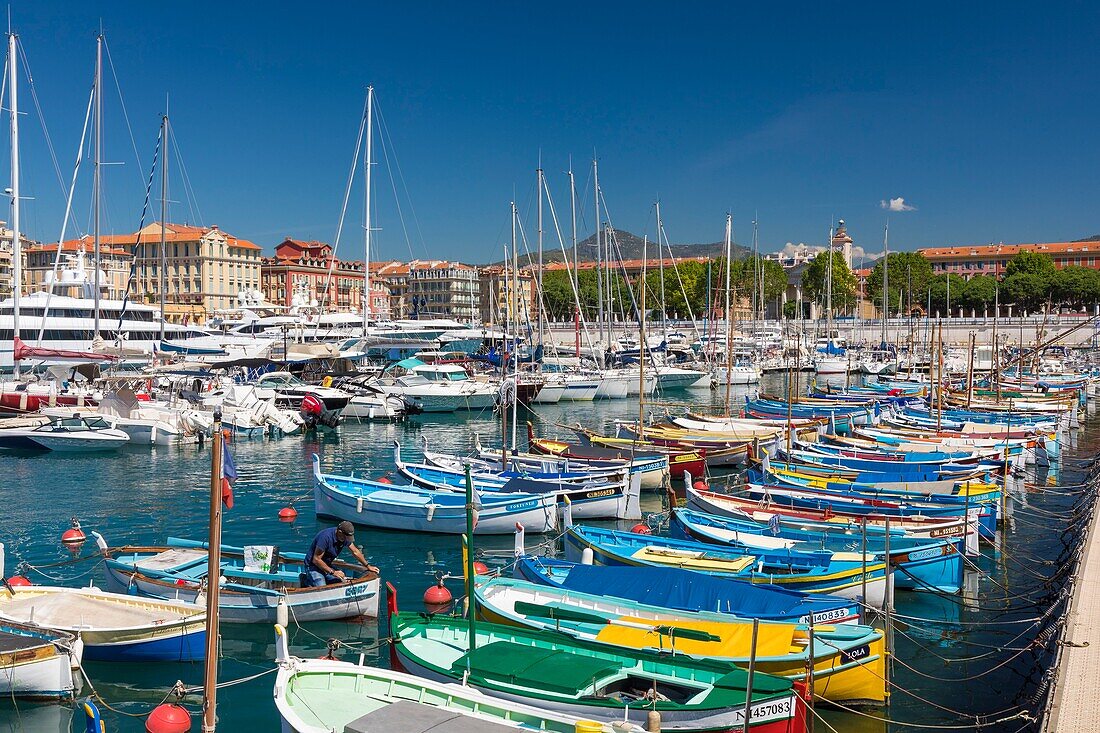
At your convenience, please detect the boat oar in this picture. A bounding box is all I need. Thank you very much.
[512,600,721,642]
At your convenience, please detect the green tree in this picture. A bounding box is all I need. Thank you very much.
[959,275,998,313]
[802,251,857,314]
[540,270,578,321]
[1051,266,1100,309]
[866,251,933,315]
[782,300,798,319]
[927,274,967,314]
[1004,250,1056,279]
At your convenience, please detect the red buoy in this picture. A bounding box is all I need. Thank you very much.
[423,580,453,613]
[692,480,708,492]
[61,518,85,546]
[278,506,298,521]
[377,476,392,484]
[630,523,653,535]
[145,703,191,733]
[472,561,489,576]
[6,576,30,587]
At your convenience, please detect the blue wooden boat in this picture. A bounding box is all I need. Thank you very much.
[312,454,559,535]
[669,508,963,594]
[562,525,890,608]
[513,556,862,625]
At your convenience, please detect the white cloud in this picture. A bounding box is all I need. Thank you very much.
[880,197,916,212]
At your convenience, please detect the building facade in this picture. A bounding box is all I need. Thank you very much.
[260,238,390,315]
[93,222,262,323]
[479,265,534,325]
[371,261,410,319]
[23,240,132,299]
[919,241,1100,280]
[404,260,479,321]
[0,222,38,299]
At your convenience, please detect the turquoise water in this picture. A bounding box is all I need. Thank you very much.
[0,376,1081,732]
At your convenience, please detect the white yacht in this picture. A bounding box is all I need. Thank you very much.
[378,360,497,413]
[1,250,213,371]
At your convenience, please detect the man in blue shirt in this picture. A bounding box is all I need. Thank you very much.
[303,521,378,587]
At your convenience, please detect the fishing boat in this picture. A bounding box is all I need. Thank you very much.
[390,611,807,733]
[0,620,83,700]
[512,555,862,626]
[398,443,641,521]
[526,424,704,480]
[669,508,963,594]
[687,486,974,542]
[563,525,890,608]
[272,624,631,733]
[0,584,205,662]
[474,576,886,705]
[472,433,670,490]
[0,414,130,451]
[313,454,559,534]
[97,534,380,622]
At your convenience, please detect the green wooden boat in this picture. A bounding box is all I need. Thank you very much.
[390,611,807,733]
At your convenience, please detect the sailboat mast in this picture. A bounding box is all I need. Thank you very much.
[537,162,544,347]
[363,86,373,335]
[93,33,102,335]
[568,166,578,294]
[826,225,834,338]
[724,214,733,413]
[656,202,667,342]
[159,108,168,342]
[881,220,889,347]
[510,201,520,451]
[8,31,20,380]
[593,158,604,345]
[639,235,647,437]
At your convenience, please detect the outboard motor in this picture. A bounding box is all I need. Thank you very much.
[300,393,341,430]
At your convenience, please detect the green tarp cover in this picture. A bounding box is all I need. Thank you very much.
[456,641,620,695]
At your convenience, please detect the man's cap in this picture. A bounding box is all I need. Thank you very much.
[336,521,355,537]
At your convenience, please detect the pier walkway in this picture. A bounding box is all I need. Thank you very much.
[1044,499,1100,732]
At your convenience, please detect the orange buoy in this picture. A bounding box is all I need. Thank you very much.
[6,576,30,587]
[221,429,232,444]
[377,476,392,484]
[692,480,708,491]
[630,523,652,535]
[472,561,489,576]
[423,579,453,613]
[278,506,298,521]
[145,703,191,733]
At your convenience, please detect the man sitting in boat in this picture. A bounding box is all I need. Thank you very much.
[304,521,378,586]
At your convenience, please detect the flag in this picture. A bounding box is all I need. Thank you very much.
[761,448,771,477]
[768,514,781,536]
[471,486,482,529]
[221,442,237,509]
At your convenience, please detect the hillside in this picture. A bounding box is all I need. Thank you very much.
[500,228,749,266]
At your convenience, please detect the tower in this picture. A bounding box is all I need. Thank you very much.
[832,220,853,268]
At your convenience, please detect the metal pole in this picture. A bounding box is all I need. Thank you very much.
[8,31,21,381]
[159,109,168,341]
[363,86,373,335]
[202,411,224,733]
[93,34,102,335]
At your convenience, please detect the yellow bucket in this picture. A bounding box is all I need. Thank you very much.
[575,722,603,733]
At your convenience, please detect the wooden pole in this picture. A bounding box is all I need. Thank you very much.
[464,466,477,655]
[966,332,975,409]
[742,618,761,733]
[202,412,224,733]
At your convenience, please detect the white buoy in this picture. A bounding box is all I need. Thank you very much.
[276,596,289,628]
[581,548,594,565]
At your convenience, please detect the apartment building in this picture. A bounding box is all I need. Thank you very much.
[919,241,1100,280]
[479,264,534,325]
[405,259,479,322]
[96,222,262,323]
[261,238,389,315]
[23,239,132,299]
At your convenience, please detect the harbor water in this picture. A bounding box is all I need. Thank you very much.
[0,373,1082,732]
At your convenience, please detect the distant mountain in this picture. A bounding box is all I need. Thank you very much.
[498,228,750,266]
[1074,234,1100,242]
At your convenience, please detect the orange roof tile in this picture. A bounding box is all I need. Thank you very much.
[27,240,131,257]
[919,242,1097,259]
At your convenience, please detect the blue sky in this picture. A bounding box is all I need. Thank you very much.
[4,2,1099,263]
